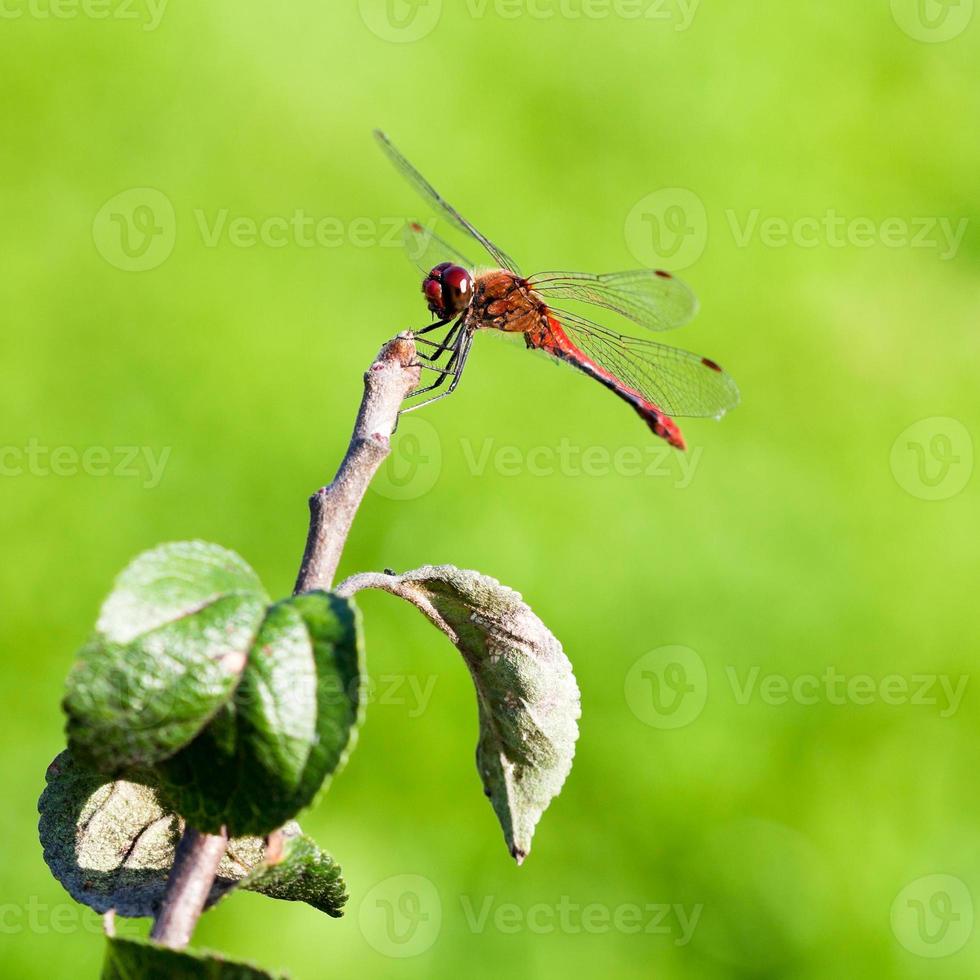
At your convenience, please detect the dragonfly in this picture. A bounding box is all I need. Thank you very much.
[375,130,739,450]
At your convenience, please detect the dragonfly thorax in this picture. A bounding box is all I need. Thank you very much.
[423,262,473,318]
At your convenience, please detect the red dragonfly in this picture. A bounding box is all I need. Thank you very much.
[375,131,738,450]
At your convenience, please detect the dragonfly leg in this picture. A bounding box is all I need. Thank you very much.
[416,361,456,375]
[400,331,472,414]
[408,348,460,399]
[413,317,452,337]
[442,334,472,396]
[414,319,463,363]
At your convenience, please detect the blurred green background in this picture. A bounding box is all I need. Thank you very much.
[2,1,978,977]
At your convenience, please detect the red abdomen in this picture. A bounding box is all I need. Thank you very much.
[528,315,686,450]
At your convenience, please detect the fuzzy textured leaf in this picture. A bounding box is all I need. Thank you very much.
[338,565,580,863]
[102,936,282,979]
[96,540,267,645]
[38,750,347,918]
[64,542,268,773]
[156,592,363,836]
[240,824,347,917]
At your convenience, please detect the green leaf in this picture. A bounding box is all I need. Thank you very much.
[338,566,580,864]
[64,542,268,773]
[96,541,267,644]
[65,599,266,774]
[38,750,348,918]
[156,592,363,836]
[102,936,283,979]
[240,825,347,917]
[39,750,250,917]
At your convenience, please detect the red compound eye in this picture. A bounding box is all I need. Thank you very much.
[423,278,443,309]
[442,266,471,295]
[422,263,473,317]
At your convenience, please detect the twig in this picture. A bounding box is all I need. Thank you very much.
[150,827,229,948]
[149,332,419,949]
[295,333,420,593]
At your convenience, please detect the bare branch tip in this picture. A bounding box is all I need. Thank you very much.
[379,334,418,368]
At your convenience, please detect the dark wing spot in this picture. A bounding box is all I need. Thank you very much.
[701,357,723,372]
[655,269,673,279]
[410,221,422,232]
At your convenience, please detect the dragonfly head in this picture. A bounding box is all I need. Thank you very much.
[423,262,473,318]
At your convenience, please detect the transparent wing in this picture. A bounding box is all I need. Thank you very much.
[529,269,698,332]
[549,308,740,419]
[399,220,475,274]
[374,130,521,273]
